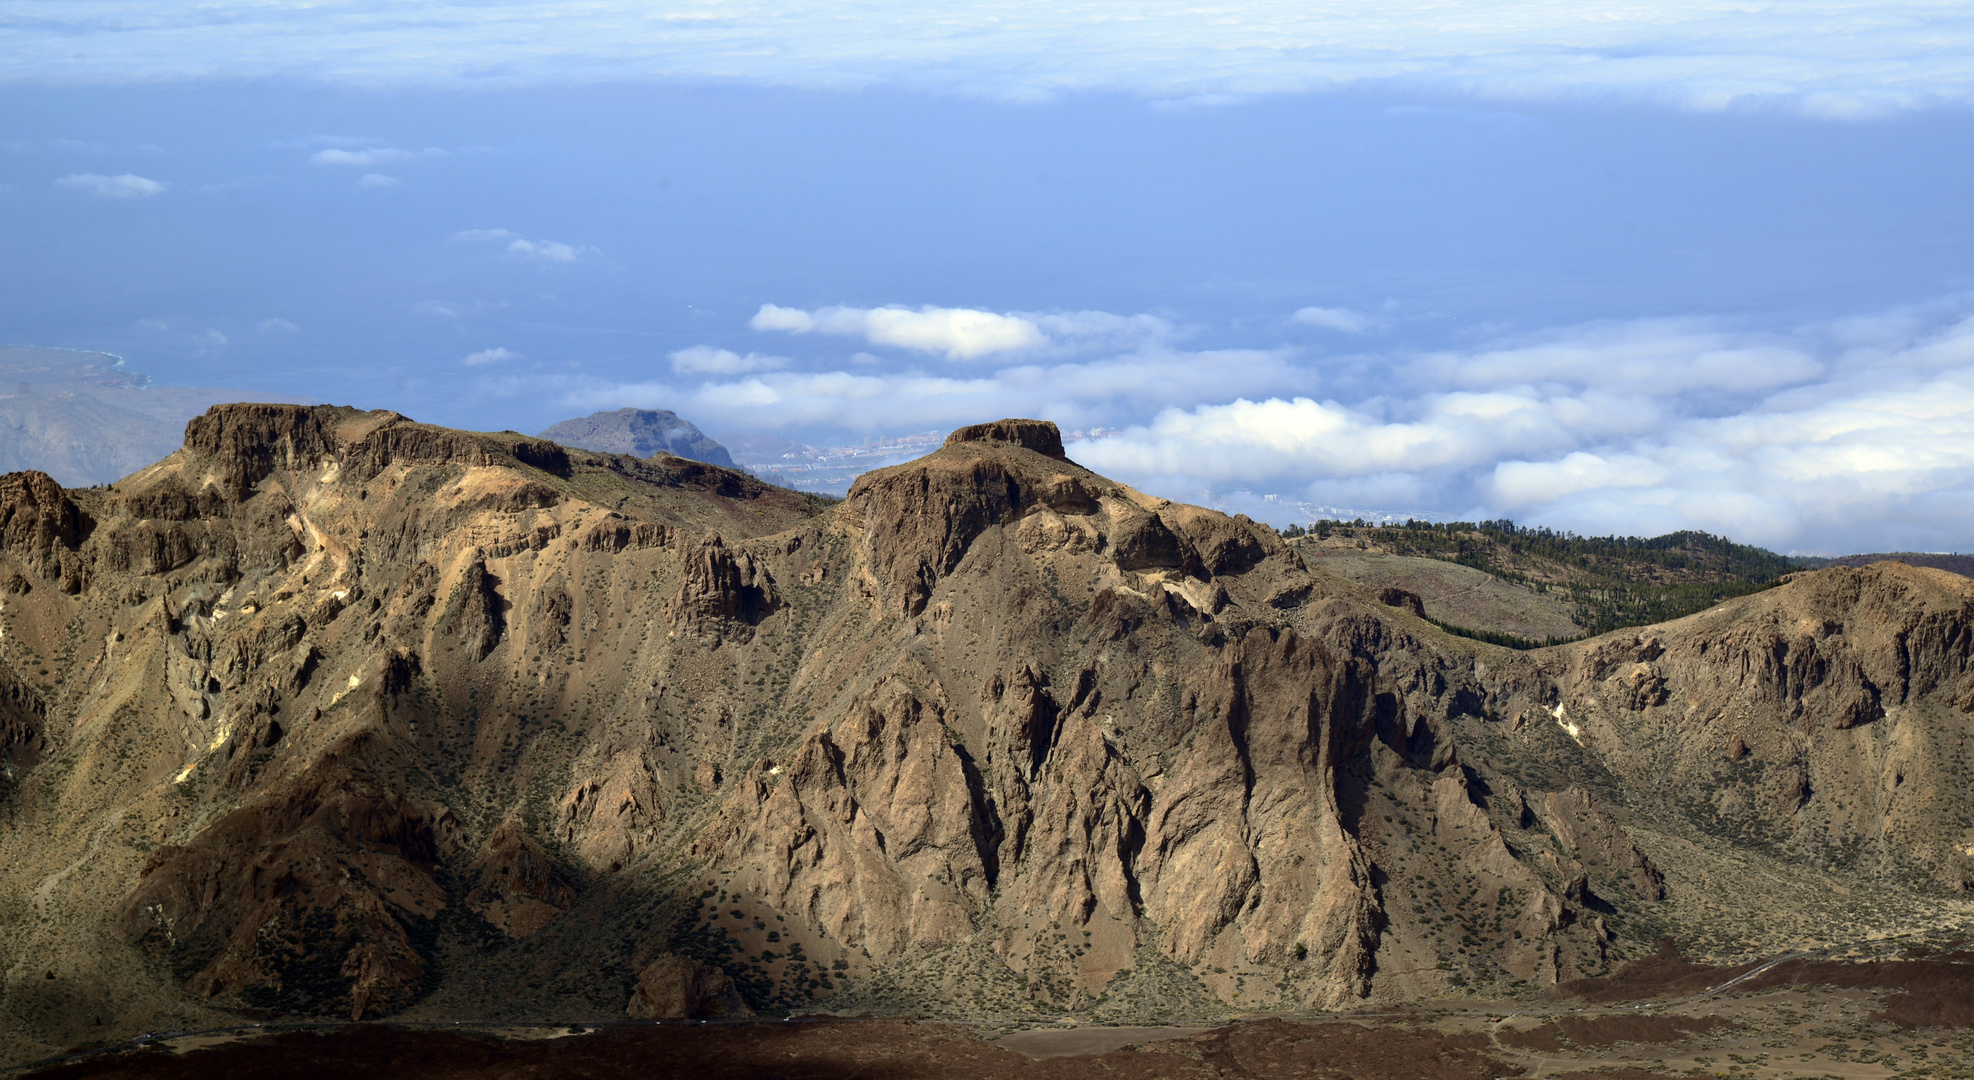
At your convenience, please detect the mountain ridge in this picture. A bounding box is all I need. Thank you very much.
[1814,552,1974,577]
[0,409,1968,1063]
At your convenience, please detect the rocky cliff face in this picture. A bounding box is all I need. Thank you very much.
[1533,566,1974,888]
[0,409,1969,1061]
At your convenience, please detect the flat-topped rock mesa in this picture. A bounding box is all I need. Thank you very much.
[0,410,1969,1062]
[539,408,735,469]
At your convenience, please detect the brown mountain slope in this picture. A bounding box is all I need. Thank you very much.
[1298,549,1584,640]
[0,410,1970,1064]
[1536,563,1974,880]
[1815,552,1974,577]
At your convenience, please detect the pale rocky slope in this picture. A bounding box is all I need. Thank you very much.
[0,409,1969,1064]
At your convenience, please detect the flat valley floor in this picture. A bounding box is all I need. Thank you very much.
[20,949,1974,1080]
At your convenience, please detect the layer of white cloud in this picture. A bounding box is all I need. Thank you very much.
[270,135,380,150]
[670,346,787,375]
[753,304,1045,360]
[311,146,444,167]
[464,347,520,366]
[357,173,400,188]
[556,343,1301,434]
[539,296,1974,552]
[1074,306,1974,551]
[1405,320,1824,396]
[451,229,593,263]
[1293,307,1374,334]
[750,303,1177,360]
[54,172,166,198]
[507,238,582,262]
[8,1,1974,115]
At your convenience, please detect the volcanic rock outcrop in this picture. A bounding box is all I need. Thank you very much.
[626,954,746,1019]
[0,407,1970,1063]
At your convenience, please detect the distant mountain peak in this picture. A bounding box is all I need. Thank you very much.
[538,408,734,469]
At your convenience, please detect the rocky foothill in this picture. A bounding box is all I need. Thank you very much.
[0,407,1970,1064]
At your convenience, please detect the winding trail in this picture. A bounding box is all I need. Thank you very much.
[3,810,128,1015]
[30,810,124,912]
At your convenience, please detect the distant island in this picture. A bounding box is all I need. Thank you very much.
[539,407,735,468]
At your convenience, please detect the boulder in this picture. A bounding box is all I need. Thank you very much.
[627,955,745,1019]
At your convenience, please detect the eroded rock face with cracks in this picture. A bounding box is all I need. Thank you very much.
[626,953,747,1019]
[1528,568,1974,888]
[0,408,1970,1062]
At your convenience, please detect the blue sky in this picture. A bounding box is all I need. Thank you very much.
[3,1,1974,552]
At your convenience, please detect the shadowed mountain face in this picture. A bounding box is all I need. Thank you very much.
[539,408,735,469]
[0,348,314,487]
[0,410,1971,1065]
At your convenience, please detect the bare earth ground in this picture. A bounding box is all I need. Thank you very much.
[1301,550,1583,639]
[21,948,1974,1080]
[994,1025,1217,1057]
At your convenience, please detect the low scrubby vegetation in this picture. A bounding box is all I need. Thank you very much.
[1284,518,1806,638]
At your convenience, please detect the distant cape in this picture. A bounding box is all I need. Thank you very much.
[537,408,735,469]
[0,346,315,486]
